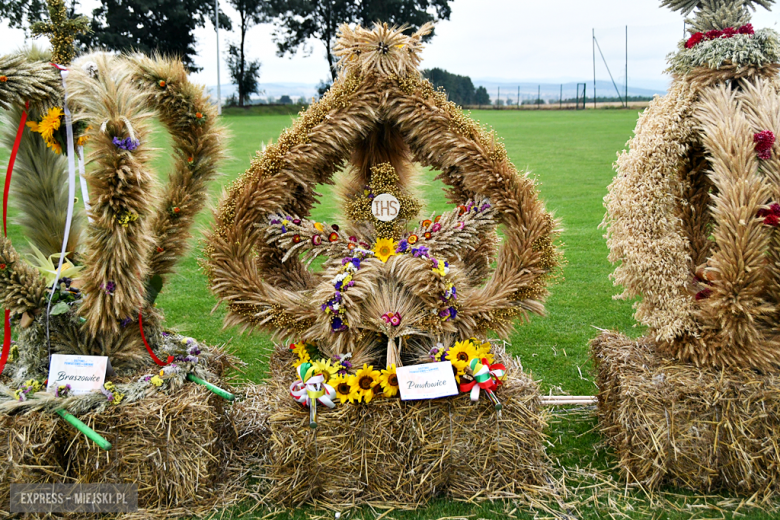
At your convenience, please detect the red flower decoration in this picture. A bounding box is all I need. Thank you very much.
[332,224,340,232]
[758,203,780,227]
[705,29,723,40]
[292,234,301,244]
[173,206,181,214]
[328,232,339,242]
[686,32,704,49]
[434,215,441,223]
[422,219,432,228]
[424,232,432,240]
[0,75,7,83]
[158,80,166,88]
[195,112,203,119]
[0,263,6,270]
[156,247,164,253]
[458,205,468,216]
[722,27,737,38]
[738,23,754,35]
[312,235,322,245]
[754,130,775,160]
[407,234,418,244]
[695,288,713,301]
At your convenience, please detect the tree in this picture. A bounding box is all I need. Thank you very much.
[226,43,261,106]
[278,94,292,104]
[423,68,477,106]
[83,0,232,73]
[0,0,50,31]
[266,0,453,82]
[227,0,269,106]
[474,86,490,106]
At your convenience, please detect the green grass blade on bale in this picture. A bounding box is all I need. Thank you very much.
[55,409,112,451]
[187,373,234,401]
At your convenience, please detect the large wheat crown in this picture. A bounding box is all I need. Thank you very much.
[204,23,561,369]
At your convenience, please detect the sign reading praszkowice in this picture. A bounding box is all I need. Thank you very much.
[396,361,458,400]
[46,354,108,395]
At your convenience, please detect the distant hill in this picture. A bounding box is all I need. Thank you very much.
[206,78,668,105]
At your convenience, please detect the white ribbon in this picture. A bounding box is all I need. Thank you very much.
[46,68,78,356]
[77,145,92,222]
[290,373,337,409]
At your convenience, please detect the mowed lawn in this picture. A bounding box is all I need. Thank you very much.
[9,108,775,519]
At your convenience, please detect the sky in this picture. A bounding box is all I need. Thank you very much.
[3,0,780,92]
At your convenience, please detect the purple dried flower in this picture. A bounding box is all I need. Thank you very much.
[113,136,139,151]
[396,239,408,253]
[412,246,430,258]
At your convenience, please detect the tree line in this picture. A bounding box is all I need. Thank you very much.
[2,0,454,107]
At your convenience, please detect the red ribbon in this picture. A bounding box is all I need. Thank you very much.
[138,311,173,366]
[0,101,29,377]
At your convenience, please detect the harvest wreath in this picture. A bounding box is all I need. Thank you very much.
[0,1,240,514]
[212,21,561,507]
[596,0,780,495]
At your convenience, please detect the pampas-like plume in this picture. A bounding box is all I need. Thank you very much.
[65,53,158,336]
[0,105,83,257]
[0,52,62,111]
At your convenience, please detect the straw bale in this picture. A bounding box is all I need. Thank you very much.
[232,346,549,509]
[0,413,70,514]
[592,330,780,495]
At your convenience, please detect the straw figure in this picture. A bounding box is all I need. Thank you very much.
[0,0,230,413]
[596,0,780,494]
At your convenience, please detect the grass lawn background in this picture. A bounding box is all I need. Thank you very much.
[4,108,775,519]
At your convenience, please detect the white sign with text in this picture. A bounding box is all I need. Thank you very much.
[371,193,400,222]
[396,361,459,401]
[47,354,108,395]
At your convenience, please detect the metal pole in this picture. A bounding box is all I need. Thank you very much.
[625,25,628,108]
[592,28,596,109]
[215,0,222,115]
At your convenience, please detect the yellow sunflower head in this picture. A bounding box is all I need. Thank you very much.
[446,340,479,371]
[38,107,63,141]
[379,364,400,398]
[331,374,354,404]
[353,363,380,402]
[311,358,339,383]
[372,238,398,263]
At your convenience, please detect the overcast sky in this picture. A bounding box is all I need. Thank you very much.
[3,0,779,90]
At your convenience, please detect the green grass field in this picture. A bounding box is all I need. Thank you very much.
[2,109,776,519]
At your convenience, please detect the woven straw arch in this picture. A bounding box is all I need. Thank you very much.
[205,24,560,367]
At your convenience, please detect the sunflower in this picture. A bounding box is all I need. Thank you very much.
[352,363,380,402]
[311,358,339,384]
[331,374,354,404]
[379,364,400,397]
[37,107,63,141]
[373,238,397,263]
[446,340,479,372]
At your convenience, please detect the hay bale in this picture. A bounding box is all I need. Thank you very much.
[63,383,237,514]
[0,413,70,515]
[592,331,780,495]
[232,346,549,508]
